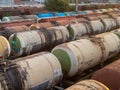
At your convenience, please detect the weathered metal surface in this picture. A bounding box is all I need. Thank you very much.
[67,23,89,40]
[67,19,105,40]
[52,32,120,77]
[30,22,55,30]
[90,20,104,34]
[30,19,77,30]
[94,10,103,14]
[95,32,120,59]
[100,9,108,13]
[66,80,109,90]
[108,14,120,27]
[56,20,70,26]
[3,52,62,90]
[107,8,114,12]
[23,15,38,23]
[100,18,117,31]
[0,20,35,27]
[2,15,38,23]
[0,36,11,59]
[48,26,70,43]
[9,26,69,57]
[92,60,120,90]
[2,16,23,22]
[98,15,110,19]
[38,16,75,23]
[113,8,120,11]
[0,25,30,39]
[37,19,83,27]
[83,16,100,21]
[52,38,103,77]
[76,18,88,22]
[9,30,42,57]
[111,29,120,39]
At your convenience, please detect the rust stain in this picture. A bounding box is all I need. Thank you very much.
[92,60,120,90]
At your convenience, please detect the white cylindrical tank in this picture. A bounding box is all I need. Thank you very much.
[101,18,117,31]
[67,23,89,40]
[9,30,42,57]
[52,32,120,77]
[2,15,38,22]
[90,20,104,34]
[6,52,63,90]
[0,36,11,59]
[48,26,70,42]
[9,26,69,57]
[52,38,103,77]
[95,32,120,59]
[65,80,109,90]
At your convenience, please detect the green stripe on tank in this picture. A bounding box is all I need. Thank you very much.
[114,33,120,39]
[52,49,71,75]
[9,36,21,53]
[67,26,74,40]
[100,20,106,29]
